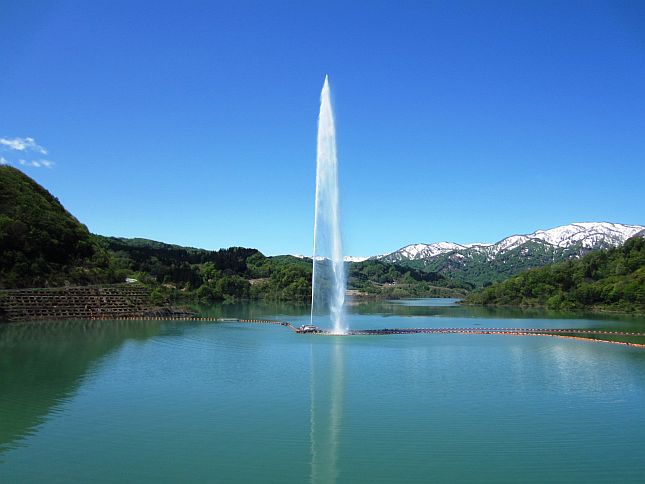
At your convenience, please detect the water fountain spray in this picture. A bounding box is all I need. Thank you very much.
[311,76,346,334]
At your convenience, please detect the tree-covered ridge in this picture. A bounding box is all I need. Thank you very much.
[348,259,471,298]
[0,166,464,302]
[465,237,645,312]
[0,167,311,299]
[92,236,312,302]
[392,240,593,288]
[0,166,118,288]
[97,235,260,288]
[101,241,468,303]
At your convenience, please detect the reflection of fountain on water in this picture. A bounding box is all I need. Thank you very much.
[308,84,348,484]
[311,75,347,334]
[309,340,344,483]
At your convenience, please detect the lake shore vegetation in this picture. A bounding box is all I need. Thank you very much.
[464,237,645,313]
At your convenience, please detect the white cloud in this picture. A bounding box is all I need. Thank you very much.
[0,136,48,154]
[1,137,55,168]
[17,159,54,168]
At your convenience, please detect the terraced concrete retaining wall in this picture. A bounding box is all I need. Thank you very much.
[0,284,152,322]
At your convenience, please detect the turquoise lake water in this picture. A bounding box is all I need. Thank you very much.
[1,299,645,483]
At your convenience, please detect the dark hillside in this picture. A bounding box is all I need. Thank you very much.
[96,236,259,285]
[0,166,116,288]
[0,166,462,302]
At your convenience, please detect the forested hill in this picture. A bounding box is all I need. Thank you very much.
[0,165,117,288]
[96,237,467,302]
[93,236,314,302]
[465,236,645,312]
[0,166,460,301]
[96,235,261,288]
[0,165,283,293]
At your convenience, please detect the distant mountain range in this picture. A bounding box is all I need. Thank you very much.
[8,164,640,301]
[376,222,645,287]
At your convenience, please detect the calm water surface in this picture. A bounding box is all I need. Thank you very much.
[1,299,645,483]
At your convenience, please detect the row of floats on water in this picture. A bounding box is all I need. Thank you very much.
[107,318,645,346]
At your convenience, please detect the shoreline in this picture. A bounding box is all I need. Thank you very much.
[459,301,645,317]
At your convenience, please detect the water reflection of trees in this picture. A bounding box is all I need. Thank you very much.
[191,298,645,332]
[191,300,311,319]
[0,320,160,452]
[351,300,645,325]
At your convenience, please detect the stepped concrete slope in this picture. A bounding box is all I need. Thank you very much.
[0,284,152,322]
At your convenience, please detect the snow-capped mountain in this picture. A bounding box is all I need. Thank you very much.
[382,241,495,261]
[378,222,644,287]
[388,242,478,260]
[492,222,644,253]
[289,222,642,288]
[380,222,644,262]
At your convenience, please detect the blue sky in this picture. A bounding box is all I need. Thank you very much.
[1,1,643,256]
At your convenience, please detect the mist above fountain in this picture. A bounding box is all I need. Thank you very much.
[311,76,346,334]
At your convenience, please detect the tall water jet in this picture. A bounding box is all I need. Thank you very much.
[311,76,346,334]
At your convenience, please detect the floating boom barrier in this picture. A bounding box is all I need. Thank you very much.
[104,317,644,348]
[4,314,644,348]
